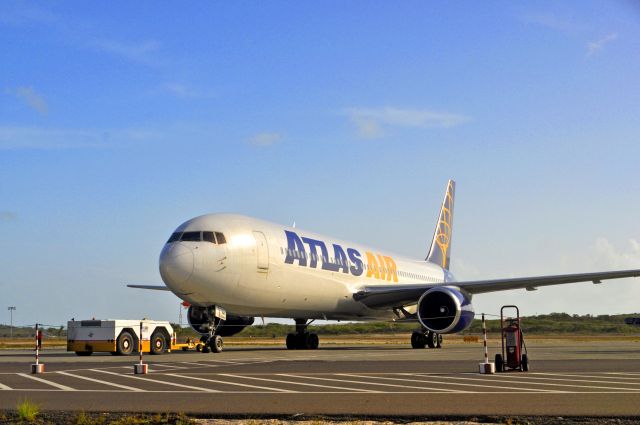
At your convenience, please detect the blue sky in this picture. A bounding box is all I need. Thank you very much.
[1,1,639,327]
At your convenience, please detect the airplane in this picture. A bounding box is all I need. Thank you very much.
[129,180,640,353]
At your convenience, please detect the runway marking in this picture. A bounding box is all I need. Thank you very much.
[166,373,296,393]
[92,369,220,392]
[18,373,76,391]
[495,373,640,387]
[530,372,640,382]
[57,371,144,392]
[352,373,560,394]
[338,373,468,393]
[409,373,561,392]
[453,374,640,392]
[219,373,382,393]
[0,380,12,390]
[282,373,467,392]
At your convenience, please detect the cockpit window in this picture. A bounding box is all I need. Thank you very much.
[181,231,201,242]
[202,231,216,243]
[167,232,182,243]
[215,232,226,244]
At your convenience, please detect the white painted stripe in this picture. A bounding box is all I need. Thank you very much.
[219,373,381,393]
[531,372,640,382]
[407,373,560,393]
[166,373,295,393]
[92,369,219,392]
[495,373,640,387]
[0,380,12,390]
[57,371,143,392]
[18,373,75,391]
[338,373,467,393]
[282,373,467,393]
[448,374,640,392]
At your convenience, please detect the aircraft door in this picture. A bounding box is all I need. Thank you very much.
[253,231,269,271]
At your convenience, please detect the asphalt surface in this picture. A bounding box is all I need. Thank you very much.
[1,340,640,416]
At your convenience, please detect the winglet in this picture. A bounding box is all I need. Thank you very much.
[426,179,455,270]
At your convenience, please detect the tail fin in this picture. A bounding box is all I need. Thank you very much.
[426,179,455,270]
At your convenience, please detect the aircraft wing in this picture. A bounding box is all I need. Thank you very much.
[127,284,171,291]
[353,268,640,309]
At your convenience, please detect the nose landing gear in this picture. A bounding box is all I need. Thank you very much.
[199,306,227,353]
[286,319,319,350]
[411,329,442,349]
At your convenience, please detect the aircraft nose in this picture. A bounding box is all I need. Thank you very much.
[159,243,194,288]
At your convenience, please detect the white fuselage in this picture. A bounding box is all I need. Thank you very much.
[159,214,452,321]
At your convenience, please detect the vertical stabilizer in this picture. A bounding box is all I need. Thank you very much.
[426,179,455,270]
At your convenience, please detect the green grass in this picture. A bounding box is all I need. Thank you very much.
[16,399,39,422]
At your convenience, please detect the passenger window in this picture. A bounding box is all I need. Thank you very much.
[167,232,182,243]
[215,232,226,244]
[181,231,201,241]
[202,231,216,243]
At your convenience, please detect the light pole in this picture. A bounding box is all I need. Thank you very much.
[7,307,16,338]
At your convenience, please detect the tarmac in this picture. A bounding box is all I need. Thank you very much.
[1,340,640,417]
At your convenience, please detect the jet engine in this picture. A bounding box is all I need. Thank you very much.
[187,306,254,337]
[417,286,475,334]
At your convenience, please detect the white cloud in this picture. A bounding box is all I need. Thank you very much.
[0,211,17,222]
[591,237,640,269]
[0,126,164,150]
[248,132,282,147]
[91,39,160,65]
[586,33,618,57]
[345,107,470,139]
[7,86,48,115]
[161,82,215,99]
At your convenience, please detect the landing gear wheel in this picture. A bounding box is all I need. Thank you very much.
[75,351,92,356]
[286,333,296,350]
[150,331,167,355]
[436,333,443,349]
[495,354,504,372]
[201,345,211,353]
[521,354,529,372]
[411,331,426,349]
[116,330,135,356]
[426,331,438,349]
[308,333,319,349]
[210,335,224,353]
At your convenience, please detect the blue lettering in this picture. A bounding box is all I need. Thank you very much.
[348,248,363,276]
[333,244,349,274]
[284,230,307,267]
[302,237,325,269]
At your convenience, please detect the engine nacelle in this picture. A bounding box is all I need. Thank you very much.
[417,286,475,334]
[187,306,254,337]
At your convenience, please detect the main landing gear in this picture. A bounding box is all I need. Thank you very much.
[198,306,227,354]
[286,319,319,350]
[411,329,442,349]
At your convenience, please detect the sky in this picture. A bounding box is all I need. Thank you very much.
[1,1,640,328]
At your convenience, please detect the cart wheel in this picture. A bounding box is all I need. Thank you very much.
[75,351,93,356]
[495,354,503,372]
[521,354,529,372]
[116,330,135,356]
[195,343,203,352]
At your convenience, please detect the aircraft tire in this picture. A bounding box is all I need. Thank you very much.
[411,331,426,349]
[426,331,437,349]
[286,333,296,349]
[116,330,135,356]
[210,335,224,353]
[436,333,443,349]
[309,333,319,349]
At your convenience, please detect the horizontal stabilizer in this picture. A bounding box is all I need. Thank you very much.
[127,284,170,291]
